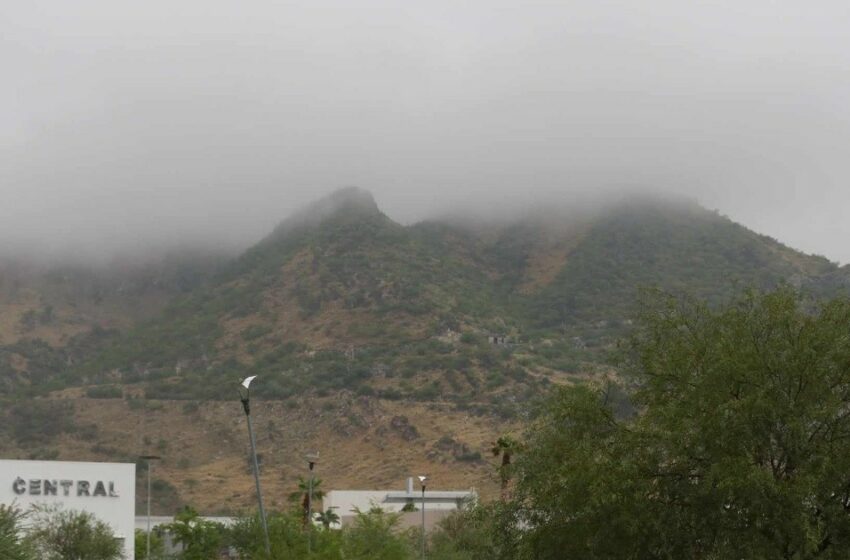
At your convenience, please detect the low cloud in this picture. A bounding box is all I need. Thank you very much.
[3,0,849,262]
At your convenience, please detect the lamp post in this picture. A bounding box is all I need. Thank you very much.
[418,475,427,560]
[139,455,160,560]
[239,375,271,556]
[305,452,319,554]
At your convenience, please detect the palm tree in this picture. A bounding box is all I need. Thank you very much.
[288,476,325,527]
[491,435,521,501]
[315,508,340,529]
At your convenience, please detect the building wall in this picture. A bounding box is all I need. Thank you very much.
[324,490,392,517]
[0,459,136,560]
[324,489,475,532]
[332,509,455,532]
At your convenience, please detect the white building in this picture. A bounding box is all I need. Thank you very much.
[324,478,476,531]
[0,459,136,560]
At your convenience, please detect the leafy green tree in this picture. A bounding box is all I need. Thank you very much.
[0,504,34,560]
[134,528,166,559]
[166,506,225,560]
[503,289,850,559]
[231,511,295,560]
[230,510,342,559]
[342,507,412,560]
[428,503,501,560]
[26,506,124,560]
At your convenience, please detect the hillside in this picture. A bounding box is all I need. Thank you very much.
[0,252,226,395]
[0,187,845,513]
[527,197,836,329]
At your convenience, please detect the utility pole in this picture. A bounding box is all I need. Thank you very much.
[418,475,428,560]
[306,452,319,554]
[139,455,160,560]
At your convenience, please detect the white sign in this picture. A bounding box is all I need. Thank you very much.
[0,459,136,560]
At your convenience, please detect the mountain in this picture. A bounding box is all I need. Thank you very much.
[526,196,835,328]
[7,187,842,409]
[0,187,844,512]
[0,252,225,394]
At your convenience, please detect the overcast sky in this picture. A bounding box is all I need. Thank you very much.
[3,1,850,263]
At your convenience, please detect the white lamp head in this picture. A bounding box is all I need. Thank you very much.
[241,375,258,390]
[417,475,427,484]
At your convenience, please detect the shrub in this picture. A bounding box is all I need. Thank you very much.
[85,385,123,399]
[26,506,123,560]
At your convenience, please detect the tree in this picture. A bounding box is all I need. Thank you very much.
[288,476,326,527]
[343,507,412,560]
[428,503,501,560]
[316,508,340,529]
[490,435,521,501]
[230,511,301,560]
[166,506,225,560]
[503,289,850,559]
[26,506,124,560]
[0,504,34,560]
[230,510,342,559]
[134,528,165,560]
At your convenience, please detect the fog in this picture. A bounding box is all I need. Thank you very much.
[3,1,850,263]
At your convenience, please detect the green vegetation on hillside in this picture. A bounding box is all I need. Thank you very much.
[2,190,847,415]
[531,199,835,328]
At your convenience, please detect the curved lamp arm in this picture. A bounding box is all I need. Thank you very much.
[239,376,258,415]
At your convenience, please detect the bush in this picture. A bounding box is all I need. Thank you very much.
[134,528,166,560]
[4,401,76,446]
[429,504,502,560]
[26,506,123,560]
[0,504,33,560]
[343,507,413,560]
[181,401,200,415]
[241,324,272,341]
[85,385,123,399]
[459,333,479,345]
[166,507,225,560]
[455,450,483,463]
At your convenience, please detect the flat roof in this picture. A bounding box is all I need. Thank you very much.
[384,491,473,500]
[134,516,238,529]
[0,459,135,467]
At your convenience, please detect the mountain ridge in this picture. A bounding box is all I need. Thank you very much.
[1,188,848,511]
[48,189,842,402]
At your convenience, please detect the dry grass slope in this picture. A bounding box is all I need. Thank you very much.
[12,391,509,515]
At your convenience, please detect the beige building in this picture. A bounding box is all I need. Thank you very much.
[323,477,476,531]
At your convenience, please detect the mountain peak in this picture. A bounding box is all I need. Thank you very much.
[298,186,381,221]
[268,187,383,239]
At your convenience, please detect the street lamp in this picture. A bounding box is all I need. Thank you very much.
[305,452,319,554]
[139,455,160,560]
[418,475,428,560]
[239,375,271,556]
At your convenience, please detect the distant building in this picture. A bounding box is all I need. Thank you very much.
[0,459,136,560]
[324,477,476,532]
[487,334,509,346]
